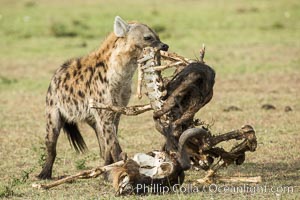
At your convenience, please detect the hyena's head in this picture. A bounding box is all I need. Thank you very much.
[114,16,169,52]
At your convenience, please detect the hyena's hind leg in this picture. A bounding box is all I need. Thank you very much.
[37,108,63,179]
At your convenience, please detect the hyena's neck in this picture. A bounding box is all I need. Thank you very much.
[94,33,142,87]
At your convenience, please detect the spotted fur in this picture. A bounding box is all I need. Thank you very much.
[38,16,169,179]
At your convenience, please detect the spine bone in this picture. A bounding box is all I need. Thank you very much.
[138,47,165,111]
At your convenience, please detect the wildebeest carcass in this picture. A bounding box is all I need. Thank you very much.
[32,47,258,194]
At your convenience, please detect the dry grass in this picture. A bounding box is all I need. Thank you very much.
[1,68,299,199]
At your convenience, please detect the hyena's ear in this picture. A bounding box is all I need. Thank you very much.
[114,16,129,37]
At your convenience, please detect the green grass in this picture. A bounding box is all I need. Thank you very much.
[0,0,300,199]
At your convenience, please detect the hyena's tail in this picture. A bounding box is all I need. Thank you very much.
[63,122,87,153]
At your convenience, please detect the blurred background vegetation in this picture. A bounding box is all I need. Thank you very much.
[1,0,299,72]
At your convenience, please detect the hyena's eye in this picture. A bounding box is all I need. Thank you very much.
[144,36,153,41]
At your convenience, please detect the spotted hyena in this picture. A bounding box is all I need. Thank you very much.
[38,16,169,179]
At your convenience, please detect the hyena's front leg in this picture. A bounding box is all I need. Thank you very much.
[88,120,106,159]
[92,111,122,165]
[38,109,63,179]
[104,122,123,165]
[113,113,121,133]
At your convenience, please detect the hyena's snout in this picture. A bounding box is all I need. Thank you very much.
[152,41,169,51]
[159,42,169,51]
